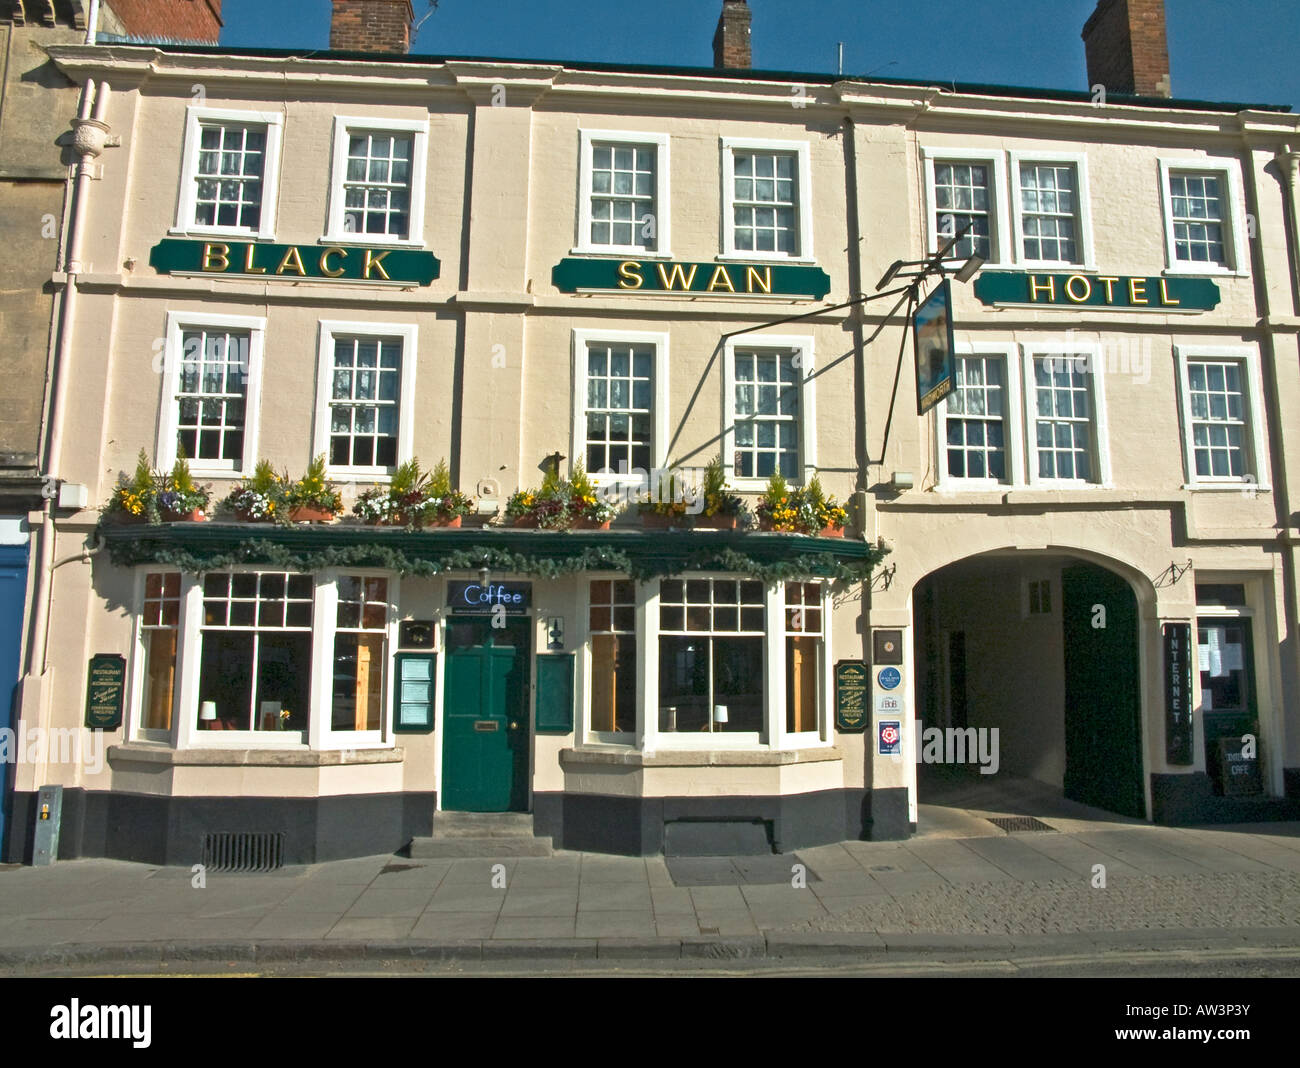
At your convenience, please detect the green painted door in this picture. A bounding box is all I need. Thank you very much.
[1062,563,1144,817]
[441,620,530,812]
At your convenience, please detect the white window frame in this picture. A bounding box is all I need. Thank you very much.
[635,575,833,754]
[323,115,429,247]
[920,147,1012,267]
[173,106,284,241]
[934,342,1024,490]
[574,129,672,258]
[722,334,816,490]
[1022,341,1111,487]
[1174,344,1270,491]
[720,137,814,262]
[570,329,669,489]
[581,574,640,747]
[1009,151,1096,270]
[156,310,265,479]
[162,569,398,752]
[312,569,399,750]
[1157,158,1250,277]
[313,320,418,482]
[127,568,186,744]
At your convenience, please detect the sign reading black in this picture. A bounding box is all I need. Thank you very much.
[84,654,126,730]
[447,581,532,614]
[834,661,869,733]
[1216,737,1263,797]
[1163,623,1193,765]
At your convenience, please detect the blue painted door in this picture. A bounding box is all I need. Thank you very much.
[0,544,30,852]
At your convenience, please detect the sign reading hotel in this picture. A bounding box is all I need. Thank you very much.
[974,271,1220,311]
[149,239,441,286]
[551,258,832,299]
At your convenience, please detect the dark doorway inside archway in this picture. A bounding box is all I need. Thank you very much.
[913,555,1145,823]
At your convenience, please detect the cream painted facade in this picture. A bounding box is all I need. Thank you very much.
[8,41,1299,863]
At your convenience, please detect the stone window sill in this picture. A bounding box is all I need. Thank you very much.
[107,743,405,768]
[559,746,841,768]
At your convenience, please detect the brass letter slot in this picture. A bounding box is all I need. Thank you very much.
[473,720,499,732]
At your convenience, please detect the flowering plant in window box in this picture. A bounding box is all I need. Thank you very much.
[285,454,343,523]
[506,468,571,529]
[353,459,426,526]
[103,450,162,525]
[221,459,287,523]
[639,468,695,529]
[755,473,802,532]
[694,456,747,531]
[158,456,211,521]
[804,474,848,537]
[570,464,617,529]
[419,459,474,528]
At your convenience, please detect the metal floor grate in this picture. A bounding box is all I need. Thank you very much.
[987,816,1055,833]
[201,832,284,872]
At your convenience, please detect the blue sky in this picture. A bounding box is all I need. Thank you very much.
[219,1,1299,110]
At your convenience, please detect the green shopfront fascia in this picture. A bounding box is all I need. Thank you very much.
[33,525,887,864]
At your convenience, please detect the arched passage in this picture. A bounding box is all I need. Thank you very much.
[911,550,1146,822]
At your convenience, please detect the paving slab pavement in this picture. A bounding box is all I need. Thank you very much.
[1,821,1299,968]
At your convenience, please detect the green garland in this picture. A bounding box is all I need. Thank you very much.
[105,536,888,585]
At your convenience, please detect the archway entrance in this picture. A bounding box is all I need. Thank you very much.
[912,553,1145,825]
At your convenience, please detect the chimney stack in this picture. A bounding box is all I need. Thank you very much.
[330,0,414,54]
[1082,0,1171,98]
[713,0,751,70]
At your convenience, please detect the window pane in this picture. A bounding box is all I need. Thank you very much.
[332,632,386,731]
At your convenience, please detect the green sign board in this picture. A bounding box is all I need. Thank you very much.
[535,654,575,734]
[834,660,869,733]
[973,271,1220,311]
[551,257,831,299]
[149,239,440,286]
[84,654,126,730]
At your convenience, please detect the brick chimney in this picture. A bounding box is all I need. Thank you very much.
[713,0,751,70]
[1081,0,1171,98]
[100,0,224,43]
[330,0,414,54]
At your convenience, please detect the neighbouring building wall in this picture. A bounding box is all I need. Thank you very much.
[100,0,222,43]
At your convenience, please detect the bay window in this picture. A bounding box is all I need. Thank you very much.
[132,570,398,749]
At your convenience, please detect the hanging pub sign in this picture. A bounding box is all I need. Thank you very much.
[447,580,532,614]
[551,258,832,299]
[84,654,126,730]
[834,660,869,733]
[914,278,956,415]
[149,239,441,286]
[1163,622,1194,765]
[973,272,1220,312]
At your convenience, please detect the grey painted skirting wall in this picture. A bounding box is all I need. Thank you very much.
[5,789,437,866]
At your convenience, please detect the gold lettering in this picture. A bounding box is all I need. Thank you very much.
[655,262,699,290]
[617,261,644,289]
[362,249,392,281]
[276,246,307,276]
[1064,274,1092,303]
[1028,275,1056,302]
[1097,276,1120,303]
[707,265,736,293]
[745,265,772,294]
[320,247,347,278]
[243,244,266,275]
[201,243,230,272]
[1158,278,1181,307]
[1128,277,1148,305]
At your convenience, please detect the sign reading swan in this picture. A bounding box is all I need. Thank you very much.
[552,257,831,299]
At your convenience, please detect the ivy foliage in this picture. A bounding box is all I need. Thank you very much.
[103,531,888,586]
